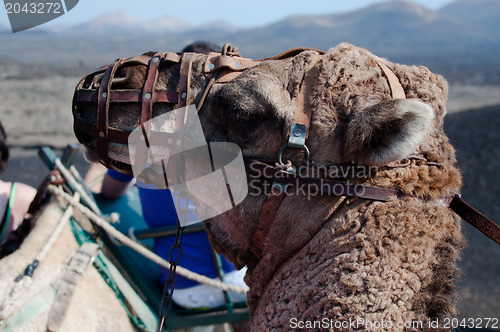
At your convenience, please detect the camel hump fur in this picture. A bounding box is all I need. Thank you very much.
[0,198,137,332]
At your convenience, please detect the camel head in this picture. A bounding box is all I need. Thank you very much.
[73,43,463,328]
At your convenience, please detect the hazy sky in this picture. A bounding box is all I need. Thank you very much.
[1,0,455,30]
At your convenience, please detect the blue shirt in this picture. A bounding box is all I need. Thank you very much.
[107,169,235,288]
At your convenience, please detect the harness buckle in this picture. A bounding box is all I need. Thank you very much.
[288,123,307,149]
[278,123,310,166]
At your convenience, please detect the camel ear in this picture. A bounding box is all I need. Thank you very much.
[344,99,434,166]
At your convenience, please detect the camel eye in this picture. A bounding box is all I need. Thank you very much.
[225,104,253,124]
[215,91,273,126]
[232,108,269,126]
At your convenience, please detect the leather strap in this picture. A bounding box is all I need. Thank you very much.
[199,47,259,110]
[120,54,152,67]
[197,74,217,112]
[134,53,169,181]
[47,242,99,332]
[449,195,500,246]
[151,53,201,182]
[250,186,287,258]
[246,153,398,258]
[96,58,124,168]
[290,54,322,140]
[162,51,181,63]
[259,47,325,61]
[140,53,162,138]
[176,53,201,132]
[73,118,129,144]
[247,159,500,258]
[203,53,259,84]
[245,159,398,202]
[376,60,406,99]
[75,89,179,104]
[204,53,258,76]
[178,53,200,110]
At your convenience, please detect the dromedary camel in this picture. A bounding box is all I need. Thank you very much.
[73,43,464,331]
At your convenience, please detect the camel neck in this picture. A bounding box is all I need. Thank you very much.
[244,196,350,308]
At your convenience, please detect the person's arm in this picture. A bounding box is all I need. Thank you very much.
[101,171,134,199]
[11,182,36,230]
[84,163,107,193]
[0,181,36,244]
[84,163,134,199]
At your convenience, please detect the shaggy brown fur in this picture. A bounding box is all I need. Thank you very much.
[73,43,464,331]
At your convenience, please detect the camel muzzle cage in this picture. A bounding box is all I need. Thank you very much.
[72,43,329,174]
[72,52,183,174]
[72,43,262,174]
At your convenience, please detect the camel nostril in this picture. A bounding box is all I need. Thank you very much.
[83,149,98,163]
[76,131,96,156]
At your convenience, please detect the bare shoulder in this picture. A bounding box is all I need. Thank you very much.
[0,180,11,194]
[12,182,37,217]
[14,182,37,200]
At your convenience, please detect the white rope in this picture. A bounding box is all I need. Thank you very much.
[80,167,106,190]
[48,185,249,294]
[1,198,75,320]
[54,159,102,216]
[36,193,79,262]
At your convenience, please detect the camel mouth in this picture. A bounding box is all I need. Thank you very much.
[204,220,249,268]
[108,158,133,173]
[82,149,98,163]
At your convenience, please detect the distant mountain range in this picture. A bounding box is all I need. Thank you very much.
[60,11,195,34]
[228,0,500,64]
[1,0,499,83]
[42,9,237,35]
[441,0,500,33]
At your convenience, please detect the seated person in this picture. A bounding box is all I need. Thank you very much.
[0,121,37,256]
[181,41,220,54]
[98,168,247,309]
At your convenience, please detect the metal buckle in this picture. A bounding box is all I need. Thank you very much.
[288,123,307,149]
[66,243,98,275]
[278,123,310,165]
[278,143,310,166]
